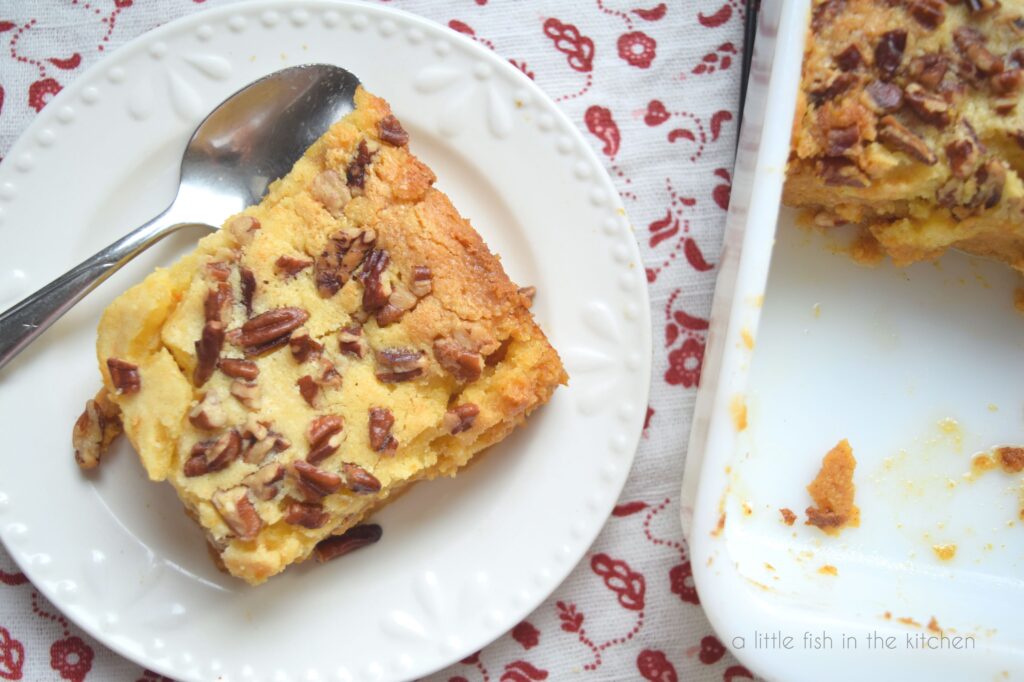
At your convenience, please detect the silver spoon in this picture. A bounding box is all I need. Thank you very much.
[0,63,360,370]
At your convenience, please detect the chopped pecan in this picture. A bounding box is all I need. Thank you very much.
[996,446,1024,473]
[107,358,141,395]
[310,169,352,216]
[375,348,427,382]
[239,266,256,315]
[242,463,285,501]
[338,325,366,358]
[219,357,259,381]
[358,248,391,314]
[346,139,374,192]
[189,391,227,430]
[443,403,480,435]
[835,44,862,72]
[315,227,376,298]
[275,255,313,278]
[965,0,1000,14]
[240,416,290,464]
[992,69,1022,113]
[184,429,242,477]
[953,26,1002,75]
[292,460,343,500]
[342,462,382,494]
[193,321,225,386]
[811,0,846,31]
[204,281,232,324]
[945,139,979,178]
[297,375,320,407]
[972,159,1006,209]
[284,501,331,529]
[410,266,433,297]
[820,158,870,188]
[903,83,950,127]
[289,327,323,363]
[433,337,484,382]
[518,286,537,306]
[909,0,945,28]
[317,358,344,389]
[809,73,857,105]
[73,389,122,469]
[229,379,261,410]
[379,114,409,146]
[485,338,511,367]
[205,260,232,282]
[211,486,261,541]
[376,284,418,327]
[874,30,907,80]
[237,307,309,355]
[865,80,903,112]
[825,125,860,156]
[368,407,398,453]
[307,414,345,464]
[877,116,937,164]
[907,54,949,90]
[314,524,383,562]
[805,507,847,530]
[224,215,260,246]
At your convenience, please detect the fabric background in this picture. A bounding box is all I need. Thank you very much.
[0,1,750,680]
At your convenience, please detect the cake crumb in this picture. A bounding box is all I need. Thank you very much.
[932,544,957,561]
[740,327,755,350]
[818,564,838,576]
[898,617,921,628]
[849,231,885,266]
[730,395,748,432]
[928,617,942,634]
[711,512,726,537]
[779,508,797,526]
[805,439,859,535]
[996,447,1024,473]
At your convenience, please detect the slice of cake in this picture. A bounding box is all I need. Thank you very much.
[75,87,566,585]
[784,0,1024,268]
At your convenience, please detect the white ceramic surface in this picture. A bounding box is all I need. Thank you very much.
[0,3,651,681]
[684,0,1024,680]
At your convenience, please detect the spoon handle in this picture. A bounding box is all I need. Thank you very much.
[0,209,208,371]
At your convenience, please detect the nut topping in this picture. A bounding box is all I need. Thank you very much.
[518,286,537,306]
[342,462,382,494]
[908,0,945,29]
[189,391,227,430]
[864,80,903,112]
[965,0,1000,15]
[219,358,259,381]
[314,524,383,562]
[284,501,330,529]
[315,227,376,298]
[346,139,374,192]
[874,30,907,81]
[834,44,862,72]
[378,114,409,146]
[338,325,366,358]
[239,267,256,315]
[204,281,232,324]
[310,169,352,216]
[230,379,261,410]
[307,414,345,464]
[376,284,418,327]
[903,83,950,127]
[236,307,309,355]
[289,326,323,363]
[317,358,344,389]
[907,54,948,90]
[825,125,860,156]
[953,27,1002,75]
[972,159,1006,209]
[205,260,232,282]
[292,460,343,500]
[224,215,260,246]
[107,358,141,395]
[211,486,261,541]
[375,348,427,383]
[358,248,391,314]
[368,407,398,454]
[240,416,290,464]
[193,320,225,386]
[877,115,937,164]
[443,403,480,435]
[275,255,313,278]
[410,266,433,298]
[297,375,320,407]
[945,139,979,178]
[242,463,285,501]
[819,158,870,188]
[433,337,484,383]
[184,429,242,477]
[73,389,122,469]
[809,73,857,105]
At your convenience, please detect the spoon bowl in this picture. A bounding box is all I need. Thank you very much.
[0,64,360,370]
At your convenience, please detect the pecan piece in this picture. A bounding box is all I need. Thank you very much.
[835,44,862,72]
[953,27,1002,75]
[242,463,285,501]
[972,159,1006,209]
[877,116,937,164]
[184,429,242,477]
[289,326,323,363]
[346,139,374,192]
[219,358,259,381]
[903,83,950,127]
[825,125,860,156]
[275,255,313,278]
[368,407,398,453]
[945,139,979,178]
[907,54,948,90]
[410,266,433,298]
[73,389,122,469]
[224,215,260,246]
[211,486,261,541]
[375,348,427,383]
[433,337,484,382]
[310,169,352,216]
[342,462,382,494]
[237,307,309,355]
[315,227,376,298]
[204,281,232,324]
[194,320,225,386]
[307,414,345,464]
[284,501,331,529]
[443,403,480,435]
[820,158,870,188]
[379,114,409,146]
[864,80,903,112]
[317,358,343,389]
[376,284,418,327]
[239,267,256,315]
[205,260,232,282]
[358,248,391,314]
[314,524,383,562]
[338,325,366,358]
[292,460,343,500]
[107,358,141,395]
[965,0,1000,14]
[230,379,261,410]
[909,0,944,29]
[240,416,290,464]
[809,73,857,105]
[518,286,537,306]
[874,30,907,81]
[189,391,227,430]
[297,375,320,407]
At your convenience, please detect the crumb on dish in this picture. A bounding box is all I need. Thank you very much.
[805,438,860,535]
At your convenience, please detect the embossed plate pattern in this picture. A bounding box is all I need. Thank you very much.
[0,2,650,681]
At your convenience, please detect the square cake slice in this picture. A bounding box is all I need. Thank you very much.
[82,87,566,585]
[784,0,1024,268]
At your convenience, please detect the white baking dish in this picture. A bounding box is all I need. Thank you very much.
[682,1,1024,680]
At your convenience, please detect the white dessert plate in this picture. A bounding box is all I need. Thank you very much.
[0,2,651,680]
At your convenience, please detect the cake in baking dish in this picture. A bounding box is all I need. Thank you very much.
[73,87,566,585]
[784,0,1024,268]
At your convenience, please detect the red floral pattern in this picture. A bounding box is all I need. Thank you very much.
[0,0,744,679]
